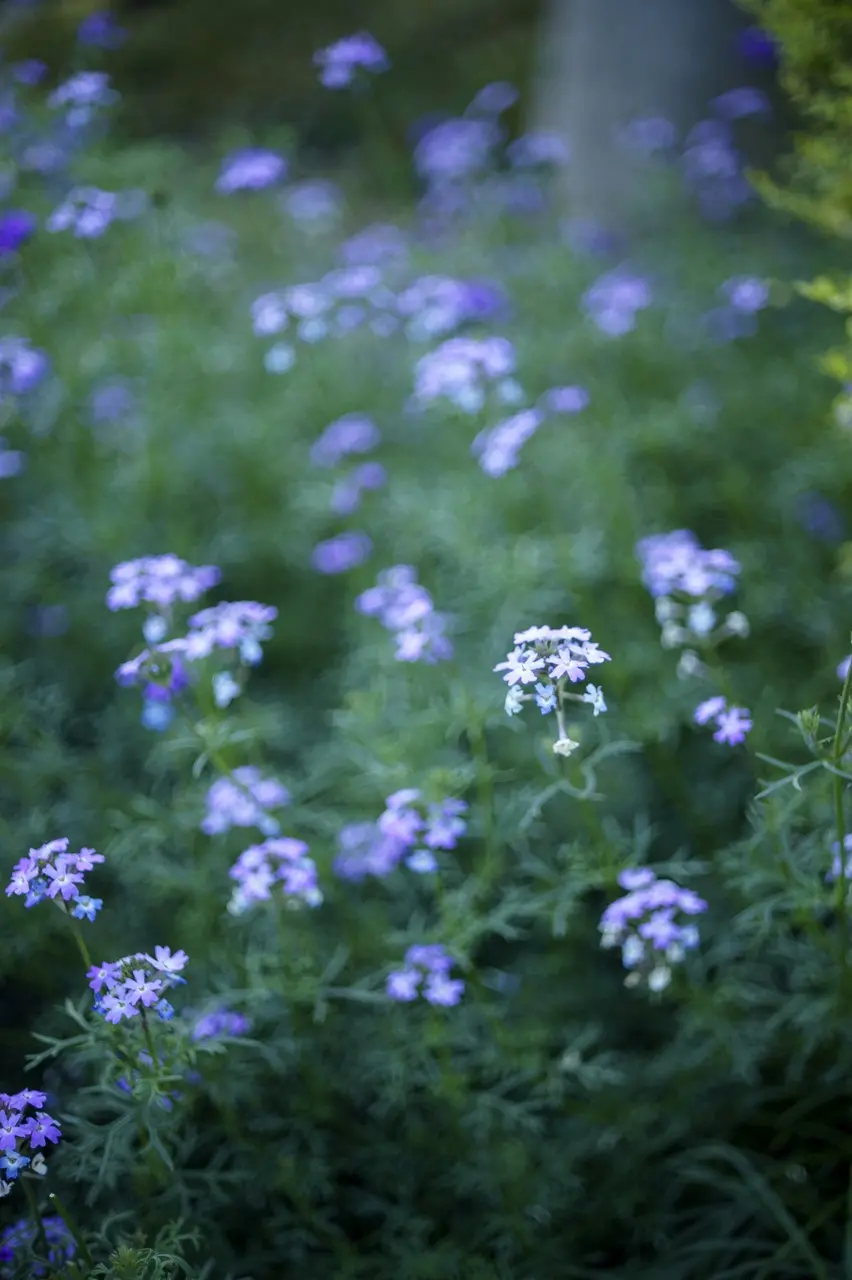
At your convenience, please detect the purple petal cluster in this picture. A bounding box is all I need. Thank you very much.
[694,696,752,745]
[228,836,322,914]
[88,947,188,1024]
[414,117,501,185]
[47,71,117,126]
[0,1215,75,1274]
[330,461,387,515]
[396,274,507,341]
[681,120,752,221]
[0,439,25,478]
[201,768,290,837]
[495,625,610,741]
[338,222,408,267]
[310,413,380,467]
[311,531,373,574]
[472,407,544,476]
[466,81,519,116]
[334,791,467,880]
[356,565,452,663]
[281,180,343,232]
[216,149,287,194]
[0,210,35,256]
[191,1007,252,1041]
[387,944,465,1006]
[0,336,50,398]
[182,601,277,664]
[636,530,740,599]
[413,335,517,413]
[0,1091,61,1186]
[107,555,221,612]
[506,131,570,169]
[582,266,652,336]
[251,265,399,355]
[599,867,707,991]
[46,186,121,239]
[711,87,771,121]
[5,838,104,918]
[314,32,389,89]
[77,10,127,48]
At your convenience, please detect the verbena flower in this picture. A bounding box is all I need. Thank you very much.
[387,944,464,1006]
[413,336,517,414]
[311,413,381,467]
[356,565,452,663]
[737,26,777,66]
[338,222,408,267]
[0,1215,75,1275]
[414,117,500,185]
[0,210,35,256]
[681,119,752,221]
[216,149,287,194]
[89,377,136,425]
[5,838,104,915]
[311,531,373,574]
[12,60,47,86]
[88,949,188,1024]
[46,187,121,239]
[0,1092,61,1189]
[201,768,290,836]
[396,274,507,341]
[694,696,752,745]
[183,601,277,664]
[582,267,652,336]
[472,408,544,476]
[539,385,589,414]
[330,461,387,515]
[637,529,740,599]
[0,336,49,398]
[711,87,771,120]
[599,868,708,992]
[719,275,769,314]
[281,180,343,232]
[228,837,322,914]
[314,32,389,89]
[334,791,467,881]
[495,625,610,751]
[506,131,570,169]
[466,81,519,116]
[47,71,117,126]
[106,555,221,612]
[77,10,127,48]
[191,1008,252,1041]
[0,440,24,478]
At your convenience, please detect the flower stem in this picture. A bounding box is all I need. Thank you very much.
[48,1191,94,1268]
[22,1176,49,1261]
[467,708,498,894]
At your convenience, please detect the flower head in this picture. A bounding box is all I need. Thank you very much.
[107,555,221,612]
[201,768,290,836]
[314,32,389,89]
[216,149,287,194]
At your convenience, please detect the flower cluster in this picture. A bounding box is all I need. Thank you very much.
[704,274,770,343]
[0,210,35,257]
[413,335,520,414]
[636,530,747,664]
[310,413,381,467]
[681,118,752,222]
[47,71,117,127]
[581,267,653,337]
[334,791,467,880]
[281,180,343,233]
[329,461,387,515]
[6,838,104,920]
[192,1007,252,1041]
[339,221,408,267]
[216,149,287,194]
[311,531,373,575]
[472,407,544,477]
[0,336,50,399]
[46,186,121,239]
[227,836,322,915]
[495,625,610,754]
[88,947,188,1024]
[0,1090,62,1187]
[0,439,24,479]
[694,696,752,746]
[414,117,501,186]
[396,274,507,341]
[77,10,127,49]
[201,768,290,836]
[386,944,465,1006]
[314,32,389,89]
[506,131,571,169]
[599,868,708,992]
[106,555,221,613]
[182,601,277,665]
[356,565,452,663]
[0,1215,75,1275]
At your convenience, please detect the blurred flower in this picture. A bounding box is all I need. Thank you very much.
[311,530,373,574]
[339,222,408,266]
[539,385,589,414]
[46,186,119,238]
[106,555,221,611]
[414,335,517,412]
[737,25,778,66]
[228,837,322,913]
[582,267,652,336]
[711,87,771,120]
[5,838,104,913]
[506,131,570,169]
[466,81,519,116]
[396,275,507,340]
[0,440,24,478]
[0,210,35,256]
[387,944,464,1006]
[0,337,49,398]
[414,117,500,184]
[0,1215,75,1275]
[311,413,380,467]
[77,10,127,48]
[47,71,117,126]
[314,32,389,89]
[183,601,277,663]
[693,696,752,745]
[619,116,677,154]
[191,1007,251,1040]
[201,769,290,837]
[356,564,452,662]
[795,493,844,543]
[264,342,296,373]
[329,461,387,514]
[12,60,47,86]
[281,180,343,232]
[600,869,707,991]
[719,275,769,313]
[216,149,287,194]
[636,530,740,598]
[89,377,135,424]
[472,408,544,477]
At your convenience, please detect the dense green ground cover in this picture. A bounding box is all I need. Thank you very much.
[3,10,852,1279]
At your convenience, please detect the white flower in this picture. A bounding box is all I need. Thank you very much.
[687,601,716,636]
[553,736,580,757]
[647,966,672,992]
[582,683,607,716]
[724,610,750,637]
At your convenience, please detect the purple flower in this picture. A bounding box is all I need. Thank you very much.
[719,275,769,314]
[619,116,677,154]
[540,385,589,414]
[216,149,287,194]
[0,440,25,478]
[77,11,127,48]
[0,210,35,256]
[184,600,277,663]
[333,821,408,880]
[386,968,421,1001]
[0,1215,76,1273]
[201,768,290,836]
[414,117,500,184]
[414,335,516,412]
[506,131,570,169]
[90,949,188,1022]
[311,413,380,467]
[636,530,740,598]
[389,944,464,1005]
[107,555,221,611]
[46,187,119,239]
[330,461,387,515]
[6,839,104,912]
[339,222,408,267]
[711,87,771,120]
[357,566,452,663]
[281,180,343,230]
[311,531,373,574]
[472,408,544,477]
[228,836,322,913]
[600,869,707,990]
[12,60,47,86]
[0,337,50,397]
[737,26,778,66]
[48,72,117,126]
[694,695,727,726]
[423,973,465,1006]
[712,705,752,745]
[582,267,652,337]
[89,378,136,424]
[192,1007,251,1040]
[314,32,389,89]
[466,81,519,116]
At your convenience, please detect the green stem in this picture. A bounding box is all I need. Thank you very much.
[468,709,498,895]
[67,917,92,972]
[833,655,852,967]
[138,1008,158,1068]
[22,1176,50,1261]
[47,1192,94,1268]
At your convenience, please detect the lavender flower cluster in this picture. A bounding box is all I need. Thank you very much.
[599,868,708,992]
[201,769,290,837]
[106,554,221,613]
[0,1214,75,1274]
[694,695,752,746]
[5,838,104,921]
[356,565,452,663]
[314,32,389,89]
[472,384,589,477]
[412,335,520,414]
[0,1090,61,1187]
[386,944,465,1006]
[228,836,323,914]
[581,267,653,337]
[87,947,188,1024]
[334,790,468,880]
[495,625,610,755]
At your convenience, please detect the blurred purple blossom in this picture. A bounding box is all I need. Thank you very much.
[0,210,35,256]
[12,60,47,86]
[737,26,778,66]
[339,222,408,266]
[216,149,287,194]
[540,385,590,414]
[311,531,373,574]
[0,337,50,397]
[314,32,389,89]
[582,267,652,336]
[280,180,343,232]
[311,413,380,467]
[414,117,500,184]
[0,439,25,478]
[330,461,387,515]
[46,187,119,238]
[619,116,677,154]
[507,131,570,169]
[466,81,519,116]
[719,275,769,313]
[89,378,136,424]
[472,408,544,477]
[77,11,127,48]
[711,87,771,120]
